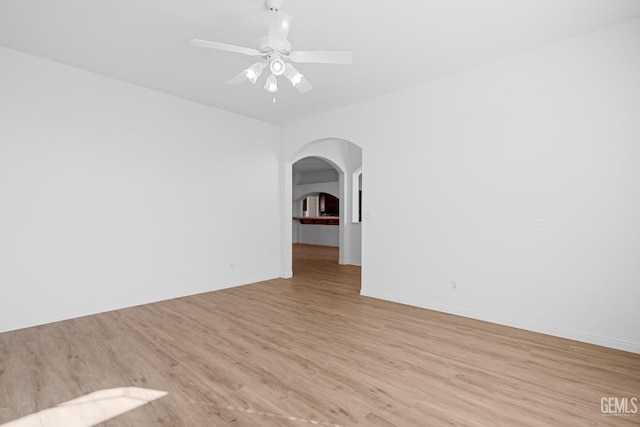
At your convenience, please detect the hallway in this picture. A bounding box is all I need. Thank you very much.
[292,243,361,296]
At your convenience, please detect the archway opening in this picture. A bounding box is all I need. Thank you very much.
[292,157,341,251]
[281,138,362,289]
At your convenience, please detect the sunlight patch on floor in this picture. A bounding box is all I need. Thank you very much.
[2,387,167,427]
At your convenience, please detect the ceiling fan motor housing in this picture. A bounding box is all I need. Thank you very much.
[259,36,291,54]
[265,0,282,11]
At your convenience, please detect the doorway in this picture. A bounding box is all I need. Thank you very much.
[281,138,362,285]
[292,157,340,250]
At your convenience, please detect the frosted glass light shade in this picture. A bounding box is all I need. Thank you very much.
[284,63,303,87]
[270,58,285,76]
[264,74,278,93]
[244,62,265,84]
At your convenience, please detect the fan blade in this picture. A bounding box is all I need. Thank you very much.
[289,50,352,64]
[226,71,248,86]
[268,11,292,50]
[296,76,313,93]
[190,39,260,57]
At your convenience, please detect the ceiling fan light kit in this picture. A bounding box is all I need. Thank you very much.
[269,56,286,76]
[191,0,352,95]
[264,74,279,93]
[283,63,303,87]
[244,62,267,84]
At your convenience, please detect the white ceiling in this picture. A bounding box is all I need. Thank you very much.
[2,0,640,125]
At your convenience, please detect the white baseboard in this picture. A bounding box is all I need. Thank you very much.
[0,274,277,334]
[360,289,640,355]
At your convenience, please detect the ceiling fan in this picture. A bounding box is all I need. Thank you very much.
[190,0,352,94]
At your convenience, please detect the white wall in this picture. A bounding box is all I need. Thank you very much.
[296,224,340,247]
[282,18,640,353]
[0,47,281,332]
[294,169,339,185]
[293,181,339,202]
[349,222,361,265]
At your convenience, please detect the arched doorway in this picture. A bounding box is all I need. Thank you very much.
[292,157,341,249]
[280,138,362,280]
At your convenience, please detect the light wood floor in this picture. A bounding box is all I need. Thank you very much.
[1,244,639,426]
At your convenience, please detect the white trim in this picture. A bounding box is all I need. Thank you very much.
[360,289,640,355]
[351,167,362,224]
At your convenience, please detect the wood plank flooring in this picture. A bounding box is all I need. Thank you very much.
[1,244,639,426]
